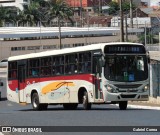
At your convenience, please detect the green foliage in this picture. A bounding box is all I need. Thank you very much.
[108,1,136,15]
[0,0,74,27]
[47,0,74,25]
[108,1,119,15]
[0,6,10,26]
[138,33,155,44]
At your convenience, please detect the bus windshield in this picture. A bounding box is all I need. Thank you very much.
[104,55,148,82]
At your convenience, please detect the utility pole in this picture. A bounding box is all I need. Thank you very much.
[125,15,128,41]
[130,0,133,28]
[58,17,62,49]
[99,0,102,16]
[80,0,82,27]
[144,21,147,46]
[120,0,124,42]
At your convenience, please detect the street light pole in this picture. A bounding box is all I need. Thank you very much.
[80,0,82,27]
[99,0,102,16]
[58,16,62,49]
[120,0,124,42]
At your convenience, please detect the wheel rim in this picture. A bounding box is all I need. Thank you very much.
[33,97,38,108]
[83,95,86,105]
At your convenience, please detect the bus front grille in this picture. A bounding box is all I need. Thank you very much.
[120,94,137,98]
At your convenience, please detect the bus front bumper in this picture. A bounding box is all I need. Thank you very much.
[105,92,149,102]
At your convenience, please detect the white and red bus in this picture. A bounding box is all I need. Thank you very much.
[7,42,150,110]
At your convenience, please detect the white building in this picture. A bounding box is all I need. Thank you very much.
[111,17,151,27]
[141,0,160,9]
[0,0,30,10]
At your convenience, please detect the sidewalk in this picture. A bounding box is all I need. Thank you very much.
[129,97,160,107]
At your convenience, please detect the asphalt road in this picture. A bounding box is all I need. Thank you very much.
[1,84,160,135]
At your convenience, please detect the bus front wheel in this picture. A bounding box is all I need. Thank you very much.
[119,101,128,110]
[83,91,91,110]
[31,93,48,110]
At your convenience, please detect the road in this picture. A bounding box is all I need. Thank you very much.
[1,85,160,135]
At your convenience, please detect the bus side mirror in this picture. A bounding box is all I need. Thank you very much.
[147,52,150,64]
[99,57,105,67]
[147,56,150,64]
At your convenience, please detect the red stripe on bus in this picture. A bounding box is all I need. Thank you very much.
[8,74,95,91]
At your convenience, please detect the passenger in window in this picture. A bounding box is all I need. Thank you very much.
[84,62,88,72]
[12,71,17,78]
[40,69,45,76]
[32,69,38,76]
[79,63,85,73]
[53,67,55,75]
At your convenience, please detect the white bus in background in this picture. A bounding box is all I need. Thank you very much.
[0,59,8,100]
[7,42,150,110]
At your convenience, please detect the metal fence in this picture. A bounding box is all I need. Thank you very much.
[146,45,160,51]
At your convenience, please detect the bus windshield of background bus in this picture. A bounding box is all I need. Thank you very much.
[104,55,148,82]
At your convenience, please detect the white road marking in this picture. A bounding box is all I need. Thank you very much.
[114,104,160,110]
[7,103,13,106]
[127,104,160,110]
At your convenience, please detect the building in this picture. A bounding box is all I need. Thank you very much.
[112,0,141,7]
[0,0,30,10]
[0,27,143,60]
[66,0,112,8]
[141,0,160,9]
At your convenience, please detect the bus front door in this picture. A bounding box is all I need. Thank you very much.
[93,57,103,102]
[18,65,26,103]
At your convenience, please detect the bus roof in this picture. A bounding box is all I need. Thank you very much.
[8,42,144,61]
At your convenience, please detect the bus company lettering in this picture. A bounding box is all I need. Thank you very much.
[27,81,35,86]
[11,127,42,132]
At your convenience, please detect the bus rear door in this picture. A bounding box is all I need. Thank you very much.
[93,56,103,102]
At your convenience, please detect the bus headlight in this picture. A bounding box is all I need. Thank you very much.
[143,85,149,92]
[105,85,117,93]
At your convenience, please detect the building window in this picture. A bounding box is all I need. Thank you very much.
[11,47,26,51]
[27,46,40,50]
[43,45,57,49]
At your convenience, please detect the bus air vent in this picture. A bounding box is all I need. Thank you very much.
[114,84,141,89]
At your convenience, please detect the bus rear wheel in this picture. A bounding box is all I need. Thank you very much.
[119,101,128,110]
[31,93,48,110]
[83,91,91,110]
[63,103,78,110]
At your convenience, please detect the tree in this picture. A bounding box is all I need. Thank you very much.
[108,1,119,15]
[0,6,10,26]
[108,1,136,15]
[47,0,74,49]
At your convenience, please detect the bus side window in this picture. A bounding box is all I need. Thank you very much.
[0,82,3,86]
[78,52,91,73]
[53,56,64,75]
[29,59,39,77]
[8,62,17,79]
[40,57,52,76]
[65,54,78,74]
